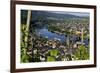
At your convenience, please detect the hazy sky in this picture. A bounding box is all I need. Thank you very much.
[50,11,89,17]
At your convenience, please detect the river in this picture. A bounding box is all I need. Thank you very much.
[34,27,89,46]
[36,28,66,42]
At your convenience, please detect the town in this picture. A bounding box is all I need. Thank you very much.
[25,18,90,62]
[21,10,90,62]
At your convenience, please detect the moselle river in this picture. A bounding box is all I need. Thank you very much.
[35,27,89,46]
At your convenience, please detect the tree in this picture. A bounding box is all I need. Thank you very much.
[74,45,89,60]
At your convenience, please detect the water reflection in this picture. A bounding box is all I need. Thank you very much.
[36,28,66,42]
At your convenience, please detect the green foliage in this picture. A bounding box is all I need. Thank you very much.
[74,45,89,60]
[48,25,61,33]
[47,56,55,61]
[21,53,30,63]
[50,49,59,57]
[21,24,30,63]
[48,25,71,35]
[46,49,59,62]
[83,34,89,39]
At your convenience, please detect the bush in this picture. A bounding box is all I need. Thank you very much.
[47,56,55,61]
[74,45,89,60]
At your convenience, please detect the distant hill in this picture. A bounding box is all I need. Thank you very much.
[21,10,88,24]
[31,11,83,20]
